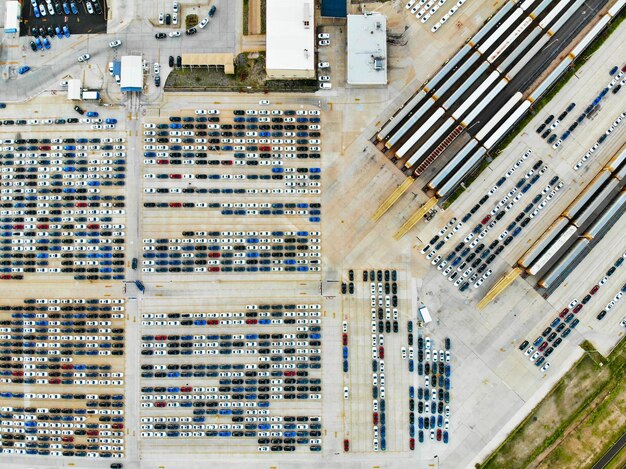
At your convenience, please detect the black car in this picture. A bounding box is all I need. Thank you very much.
[155,76,161,87]
[186,28,197,35]
[518,340,529,351]
[39,27,47,37]
[55,3,62,14]
[536,123,546,133]
[94,1,103,15]
[544,114,554,124]
[597,310,607,320]
[47,27,54,37]
[541,129,551,139]
[165,13,171,25]
[30,41,37,52]
[155,33,167,39]
[169,55,174,67]
[176,56,182,67]
[74,106,84,115]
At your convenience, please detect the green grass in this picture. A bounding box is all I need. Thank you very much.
[243,0,249,35]
[480,337,626,469]
[165,52,318,92]
[444,8,626,210]
[260,0,266,34]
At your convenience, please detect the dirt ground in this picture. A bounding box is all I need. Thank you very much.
[248,0,261,35]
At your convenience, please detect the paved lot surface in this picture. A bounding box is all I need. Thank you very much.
[0,1,625,469]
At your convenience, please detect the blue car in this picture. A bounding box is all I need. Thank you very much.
[86,111,98,117]
[55,26,63,38]
[35,37,43,50]
[63,25,70,38]
[63,2,70,14]
[70,2,79,14]
[105,118,118,124]
[43,38,51,50]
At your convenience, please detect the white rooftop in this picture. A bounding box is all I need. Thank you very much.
[347,13,388,85]
[120,55,143,92]
[67,79,82,100]
[266,0,314,73]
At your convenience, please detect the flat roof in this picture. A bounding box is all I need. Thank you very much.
[347,14,388,85]
[67,79,82,100]
[266,0,314,72]
[4,1,20,33]
[120,56,143,92]
[182,53,235,74]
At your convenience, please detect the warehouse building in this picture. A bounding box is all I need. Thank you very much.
[120,56,143,92]
[347,13,388,86]
[266,0,315,79]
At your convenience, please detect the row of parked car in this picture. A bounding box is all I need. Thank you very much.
[520,252,626,369]
[0,133,126,281]
[140,298,322,451]
[423,151,560,292]
[0,296,125,457]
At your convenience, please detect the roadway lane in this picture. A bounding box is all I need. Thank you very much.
[591,430,626,469]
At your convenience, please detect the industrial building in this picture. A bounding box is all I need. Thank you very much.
[346,13,388,86]
[120,56,143,92]
[4,1,20,34]
[266,0,315,79]
[67,79,82,100]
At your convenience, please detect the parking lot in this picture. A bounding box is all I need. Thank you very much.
[0,297,126,459]
[19,0,109,36]
[138,298,323,453]
[141,106,322,276]
[0,113,126,282]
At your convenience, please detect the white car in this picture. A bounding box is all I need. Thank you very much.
[530,351,540,362]
[318,33,330,39]
[154,63,160,75]
[78,54,91,62]
[109,40,122,48]
[159,13,164,24]
[343,387,349,399]
[86,2,94,14]
[320,83,332,89]
[173,1,179,12]
[259,100,270,105]
[318,62,330,68]
[540,362,550,372]
[169,31,181,37]
[199,17,209,29]
[319,76,331,82]
[318,40,330,46]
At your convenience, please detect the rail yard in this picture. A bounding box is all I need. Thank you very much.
[0,0,625,469]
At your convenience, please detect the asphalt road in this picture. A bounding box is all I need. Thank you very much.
[591,430,626,469]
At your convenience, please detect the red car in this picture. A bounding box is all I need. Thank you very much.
[342,333,348,346]
[61,364,73,369]
[87,430,98,436]
[539,342,548,352]
[76,202,88,207]
[209,267,220,272]
[573,304,584,314]
[180,387,192,393]
[284,371,296,376]
[220,160,233,165]
[559,308,569,318]
[48,379,61,384]
[208,319,219,325]
[343,439,349,452]
[169,174,182,179]
[87,224,99,229]
[155,335,167,340]
[590,285,599,295]
[260,146,270,151]
[481,215,492,225]
[436,429,442,441]
[156,159,169,164]
[409,438,415,450]
[37,224,49,229]
[208,252,220,258]
[373,412,379,425]
[62,436,73,442]
[112,423,124,429]
[154,402,166,407]
[245,319,257,325]
[379,346,384,359]
[169,203,182,208]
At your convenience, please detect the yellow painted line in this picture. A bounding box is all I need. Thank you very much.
[372,176,415,221]
[393,196,438,240]
[477,267,522,310]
